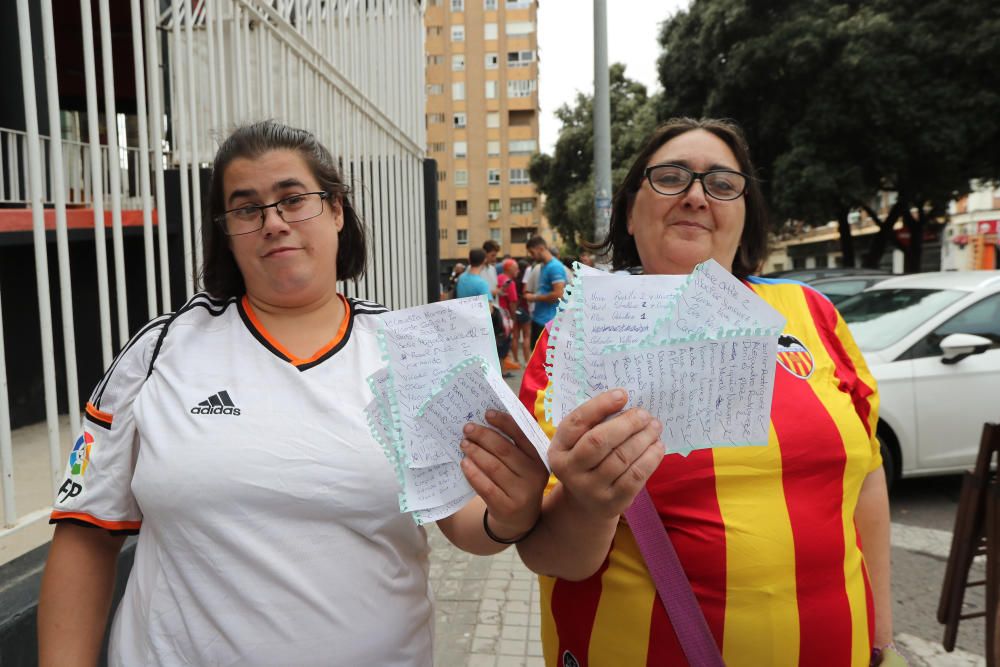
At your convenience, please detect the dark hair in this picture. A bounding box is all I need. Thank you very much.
[525,235,547,250]
[202,120,367,298]
[482,239,500,254]
[590,117,769,279]
[468,248,486,267]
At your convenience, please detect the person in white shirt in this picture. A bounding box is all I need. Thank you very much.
[37,121,553,667]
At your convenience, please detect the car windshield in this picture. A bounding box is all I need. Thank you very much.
[839,288,965,351]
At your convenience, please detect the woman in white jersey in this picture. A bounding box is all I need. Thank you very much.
[37,121,562,666]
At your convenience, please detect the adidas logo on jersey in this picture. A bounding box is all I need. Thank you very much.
[191,390,241,415]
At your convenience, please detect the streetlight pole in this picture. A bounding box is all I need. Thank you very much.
[593,0,612,248]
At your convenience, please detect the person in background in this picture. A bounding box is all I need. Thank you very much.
[455,249,491,299]
[524,236,567,347]
[37,121,549,667]
[511,259,533,367]
[445,262,466,299]
[497,258,521,371]
[508,117,897,666]
[482,240,501,303]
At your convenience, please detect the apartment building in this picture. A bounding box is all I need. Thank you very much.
[424,0,546,263]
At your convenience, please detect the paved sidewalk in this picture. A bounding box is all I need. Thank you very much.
[428,525,545,667]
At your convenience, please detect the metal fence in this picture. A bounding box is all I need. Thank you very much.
[1,0,427,562]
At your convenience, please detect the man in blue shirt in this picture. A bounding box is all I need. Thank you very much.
[455,248,493,299]
[524,235,566,346]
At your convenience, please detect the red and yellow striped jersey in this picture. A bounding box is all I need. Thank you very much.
[519,278,881,667]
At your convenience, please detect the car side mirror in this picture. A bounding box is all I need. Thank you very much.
[940,333,993,365]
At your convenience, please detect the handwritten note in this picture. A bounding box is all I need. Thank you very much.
[600,336,777,456]
[643,260,786,345]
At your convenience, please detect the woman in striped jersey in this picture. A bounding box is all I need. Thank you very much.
[505,118,898,666]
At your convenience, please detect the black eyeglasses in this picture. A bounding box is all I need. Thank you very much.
[216,191,331,236]
[642,163,748,201]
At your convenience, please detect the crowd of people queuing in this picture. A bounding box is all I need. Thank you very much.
[38,117,902,667]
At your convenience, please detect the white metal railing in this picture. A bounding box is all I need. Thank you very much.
[1,0,427,563]
[0,127,146,209]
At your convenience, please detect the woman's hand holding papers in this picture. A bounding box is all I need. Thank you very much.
[506,389,666,581]
[550,389,665,519]
[459,410,549,541]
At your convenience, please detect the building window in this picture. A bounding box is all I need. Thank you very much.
[490,228,502,243]
[454,141,468,158]
[488,199,501,212]
[428,142,446,153]
[457,229,469,245]
[485,81,498,99]
[484,0,498,9]
[510,168,530,184]
[509,109,533,126]
[426,54,444,66]
[511,197,535,213]
[510,227,535,243]
[451,0,464,10]
[451,25,465,41]
[487,140,500,156]
[452,54,465,71]
[509,139,537,154]
[453,82,466,100]
[454,170,468,186]
[426,26,443,37]
[438,200,448,211]
[507,50,535,67]
[506,21,534,35]
[506,0,531,8]
[487,112,500,128]
[437,170,447,182]
[507,79,536,98]
[456,200,468,216]
[485,23,498,39]
[439,228,448,240]
[485,53,499,69]
[426,83,444,96]
[426,112,445,126]
[487,169,501,185]
[453,112,467,128]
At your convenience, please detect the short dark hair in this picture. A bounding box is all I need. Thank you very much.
[202,120,367,298]
[468,248,486,267]
[525,235,547,250]
[482,240,500,254]
[590,117,769,279]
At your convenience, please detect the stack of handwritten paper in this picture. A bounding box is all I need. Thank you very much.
[365,296,551,524]
[545,259,787,456]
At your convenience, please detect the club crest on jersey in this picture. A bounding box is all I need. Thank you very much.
[777,334,815,379]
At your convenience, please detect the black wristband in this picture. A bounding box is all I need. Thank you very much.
[483,508,539,545]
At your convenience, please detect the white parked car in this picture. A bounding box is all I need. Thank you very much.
[838,271,1000,486]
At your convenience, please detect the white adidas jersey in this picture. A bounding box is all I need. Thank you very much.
[52,293,434,666]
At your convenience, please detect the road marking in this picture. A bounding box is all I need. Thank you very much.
[891,522,956,560]
[897,633,985,666]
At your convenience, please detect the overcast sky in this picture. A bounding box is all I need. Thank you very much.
[536,1,690,153]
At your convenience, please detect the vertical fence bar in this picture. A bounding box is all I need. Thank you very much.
[98,0,131,345]
[217,2,229,131]
[171,1,194,297]
[0,288,14,527]
[16,0,63,496]
[144,0,172,311]
[80,0,113,367]
[206,0,219,134]
[129,0,158,320]
[185,0,204,275]
[40,0,82,431]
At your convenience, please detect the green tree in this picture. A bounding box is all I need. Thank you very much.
[530,63,658,254]
[656,0,1000,271]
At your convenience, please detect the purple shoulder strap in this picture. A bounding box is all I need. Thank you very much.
[623,487,726,667]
